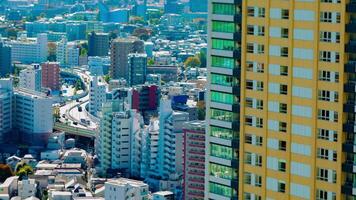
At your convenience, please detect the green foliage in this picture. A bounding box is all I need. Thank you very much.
[15,163,33,180]
[0,164,13,182]
[75,79,83,91]
[184,56,201,69]
[104,75,111,84]
[147,59,155,66]
[198,51,207,68]
[80,48,87,56]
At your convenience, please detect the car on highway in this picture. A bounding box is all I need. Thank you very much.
[78,106,82,112]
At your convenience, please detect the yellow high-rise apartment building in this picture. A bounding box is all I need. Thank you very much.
[206,0,356,199]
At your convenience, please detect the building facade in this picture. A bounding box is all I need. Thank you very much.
[89,76,107,116]
[128,53,147,86]
[41,62,60,91]
[88,32,109,57]
[205,0,241,199]
[0,78,13,143]
[14,88,53,143]
[183,121,205,200]
[19,64,42,92]
[110,37,144,80]
[8,33,48,64]
[104,178,149,200]
[0,41,12,77]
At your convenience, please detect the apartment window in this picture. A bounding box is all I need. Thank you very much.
[244,172,262,187]
[320,11,340,23]
[317,148,337,161]
[320,31,340,43]
[246,61,264,73]
[212,39,235,51]
[245,98,263,110]
[212,21,235,33]
[247,7,265,17]
[245,116,263,128]
[210,108,235,122]
[280,84,288,95]
[281,47,288,57]
[278,160,286,172]
[212,56,235,69]
[316,189,336,200]
[279,141,287,151]
[211,91,235,105]
[211,73,237,87]
[279,103,287,113]
[210,143,235,160]
[318,90,338,102]
[317,168,337,183]
[245,134,263,146]
[279,122,287,132]
[281,28,288,38]
[212,3,236,15]
[318,109,338,122]
[246,80,264,91]
[321,0,340,3]
[247,25,265,36]
[244,193,262,200]
[282,9,289,19]
[210,163,238,180]
[318,128,338,142]
[247,43,254,53]
[320,51,340,63]
[278,181,286,193]
[244,152,262,166]
[280,66,288,75]
[319,70,339,82]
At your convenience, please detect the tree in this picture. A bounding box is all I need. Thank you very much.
[104,75,111,84]
[75,79,83,91]
[132,28,151,41]
[0,164,13,182]
[198,51,207,68]
[80,48,87,56]
[147,59,155,66]
[184,56,201,69]
[15,163,33,180]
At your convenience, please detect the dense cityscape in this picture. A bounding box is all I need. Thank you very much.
[0,0,351,200]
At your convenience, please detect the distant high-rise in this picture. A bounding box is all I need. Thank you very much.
[0,42,12,77]
[41,62,60,91]
[128,53,147,86]
[0,78,13,143]
[88,32,109,57]
[164,0,183,14]
[110,37,144,80]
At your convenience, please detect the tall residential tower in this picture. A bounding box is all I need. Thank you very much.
[206,0,356,199]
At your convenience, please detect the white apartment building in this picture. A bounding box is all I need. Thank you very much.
[0,78,13,143]
[97,101,143,176]
[56,38,79,68]
[88,56,110,76]
[19,64,42,92]
[89,76,107,116]
[140,119,159,179]
[8,33,48,64]
[104,178,149,200]
[14,88,53,135]
[18,179,37,199]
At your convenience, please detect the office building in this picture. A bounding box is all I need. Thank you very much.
[128,53,147,86]
[14,88,53,143]
[88,32,109,57]
[19,64,42,92]
[56,37,67,67]
[104,178,149,200]
[205,0,241,199]
[41,62,60,91]
[0,41,12,77]
[183,121,205,200]
[110,37,144,80]
[0,78,13,143]
[8,33,48,64]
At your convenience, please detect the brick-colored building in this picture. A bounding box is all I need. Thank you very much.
[41,62,60,91]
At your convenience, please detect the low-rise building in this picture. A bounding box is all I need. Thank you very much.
[104,178,148,200]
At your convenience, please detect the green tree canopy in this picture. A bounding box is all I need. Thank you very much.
[0,164,13,182]
[184,56,201,69]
